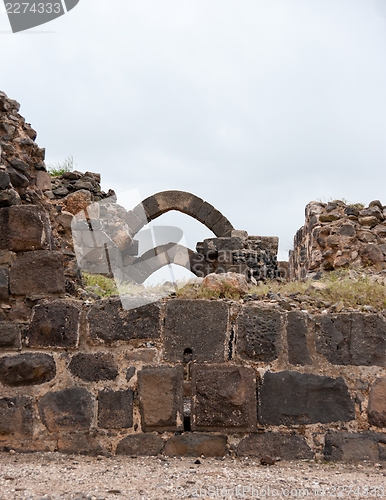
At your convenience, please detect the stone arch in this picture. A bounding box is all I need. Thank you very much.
[123,243,215,284]
[125,191,234,238]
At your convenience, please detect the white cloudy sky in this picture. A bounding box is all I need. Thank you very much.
[1,0,386,277]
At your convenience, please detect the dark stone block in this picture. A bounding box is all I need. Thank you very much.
[98,389,133,429]
[39,388,94,432]
[0,171,11,190]
[315,313,386,366]
[237,433,314,460]
[211,216,234,238]
[164,434,227,457]
[237,305,284,362]
[116,434,164,456]
[203,237,244,255]
[0,267,8,300]
[57,433,104,456]
[324,432,386,462]
[69,353,118,382]
[196,201,214,224]
[164,300,228,363]
[138,366,183,432]
[9,251,65,295]
[0,322,21,348]
[286,311,312,365]
[6,166,29,188]
[0,353,56,386]
[315,314,350,364]
[204,208,223,229]
[259,371,355,425]
[87,297,161,345]
[350,314,386,366]
[0,206,48,252]
[126,366,136,382]
[368,377,386,428]
[0,396,33,435]
[192,365,257,431]
[26,300,81,349]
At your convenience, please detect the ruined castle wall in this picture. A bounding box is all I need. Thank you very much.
[289,200,386,280]
[1,91,385,462]
[0,295,385,462]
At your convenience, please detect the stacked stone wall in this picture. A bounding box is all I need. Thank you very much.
[0,297,385,462]
[1,90,386,461]
[289,200,386,280]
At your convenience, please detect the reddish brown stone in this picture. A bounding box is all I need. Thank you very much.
[368,377,386,428]
[164,434,227,457]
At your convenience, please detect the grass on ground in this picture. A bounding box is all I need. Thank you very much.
[81,269,386,310]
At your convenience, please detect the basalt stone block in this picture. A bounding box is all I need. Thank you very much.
[237,305,284,362]
[38,388,94,432]
[315,313,386,366]
[315,314,350,364]
[0,396,33,435]
[259,371,355,425]
[350,314,386,366]
[0,353,56,386]
[27,300,81,349]
[0,267,9,300]
[164,433,227,457]
[164,300,228,363]
[212,217,234,238]
[0,171,11,190]
[0,206,48,252]
[116,434,164,456]
[286,311,312,366]
[368,377,386,428]
[324,432,386,462]
[6,166,29,188]
[69,353,118,382]
[237,433,313,460]
[0,188,21,208]
[0,322,21,348]
[98,389,133,429]
[138,366,183,432]
[126,366,136,382]
[87,297,160,344]
[57,433,104,456]
[203,237,244,255]
[9,251,65,295]
[192,365,257,432]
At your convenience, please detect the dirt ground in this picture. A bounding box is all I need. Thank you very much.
[0,452,385,500]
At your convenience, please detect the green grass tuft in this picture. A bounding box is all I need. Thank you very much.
[47,155,75,177]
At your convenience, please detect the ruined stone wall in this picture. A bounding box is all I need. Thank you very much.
[1,90,386,462]
[289,200,386,280]
[0,296,385,462]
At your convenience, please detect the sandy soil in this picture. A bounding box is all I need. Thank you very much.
[0,452,385,500]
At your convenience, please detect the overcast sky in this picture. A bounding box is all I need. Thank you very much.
[1,0,386,279]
